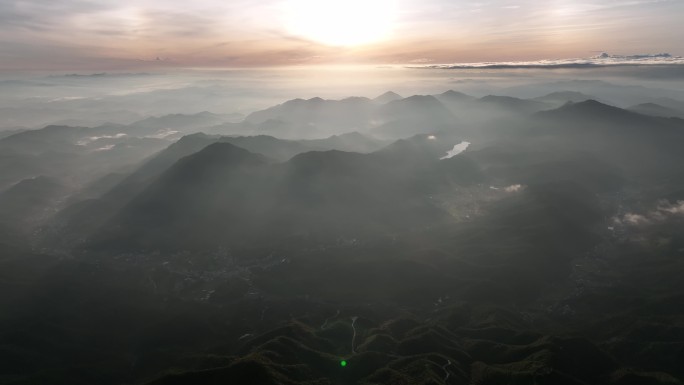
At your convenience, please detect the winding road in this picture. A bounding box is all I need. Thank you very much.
[351,316,358,354]
[320,309,340,330]
[441,359,452,383]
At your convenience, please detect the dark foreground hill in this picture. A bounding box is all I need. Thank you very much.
[3,178,682,384]
[85,137,469,252]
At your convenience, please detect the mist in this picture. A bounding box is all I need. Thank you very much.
[3,65,684,131]
[1,63,684,385]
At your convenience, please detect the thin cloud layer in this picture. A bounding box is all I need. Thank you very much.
[424,53,684,69]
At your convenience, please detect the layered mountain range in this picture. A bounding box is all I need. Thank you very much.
[1,90,683,384]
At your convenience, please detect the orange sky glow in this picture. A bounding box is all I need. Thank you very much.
[0,0,682,71]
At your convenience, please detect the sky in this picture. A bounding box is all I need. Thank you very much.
[1,0,683,71]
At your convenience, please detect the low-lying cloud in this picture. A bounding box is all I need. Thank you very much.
[616,200,684,226]
[77,133,127,146]
[423,53,684,70]
[504,184,524,193]
[440,141,471,159]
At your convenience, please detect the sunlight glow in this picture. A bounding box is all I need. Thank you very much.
[284,0,397,47]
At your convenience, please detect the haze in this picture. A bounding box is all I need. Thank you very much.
[1,1,684,385]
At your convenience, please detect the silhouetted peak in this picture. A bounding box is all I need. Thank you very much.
[332,131,366,140]
[629,102,680,112]
[383,95,446,111]
[480,95,521,103]
[577,99,609,107]
[633,103,662,109]
[478,95,549,113]
[151,142,270,183]
[542,91,589,98]
[401,94,439,103]
[184,142,267,165]
[289,149,363,166]
[479,95,532,106]
[535,99,657,123]
[136,111,218,121]
[627,103,684,118]
[45,124,81,129]
[287,150,370,176]
[341,96,371,103]
[376,134,452,161]
[177,132,213,141]
[196,111,218,117]
[558,99,622,113]
[0,125,82,145]
[439,90,473,99]
[5,176,63,194]
[535,91,595,103]
[166,132,216,150]
[277,96,326,108]
[281,98,306,106]
[374,91,403,103]
[94,122,127,130]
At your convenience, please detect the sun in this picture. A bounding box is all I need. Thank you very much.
[284,0,397,47]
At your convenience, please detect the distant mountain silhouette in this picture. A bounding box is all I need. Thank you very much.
[128,111,232,134]
[652,97,684,112]
[373,95,458,138]
[0,124,169,190]
[72,97,684,252]
[303,131,388,153]
[479,95,552,114]
[503,79,684,106]
[243,94,461,140]
[529,100,684,181]
[245,97,375,135]
[436,89,476,102]
[378,95,453,119]
[86,137,480,251]
[0,176,66,238]
[0,176,65,212]
[533,91,597,106]
[373,91,403,104]
[46,131,388,249]
[536,99,659,125]
[433,90,477,114]
[0,125,84,154]
[628,103,684,119]
[0,127,28,140]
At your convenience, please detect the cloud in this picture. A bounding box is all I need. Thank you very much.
[504,184,523,193]
[77,133,127,146]
[657,200,684,215]
[440,141,471,159]
[0,0,117,35]
[0,0,682,70]
[421,53,684,70]
[489,184,524,192]
[622,213,651,225]
[55,73,152,78]
[94,144,115,151]
[616,200,684,226]
[145,129,179,139]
